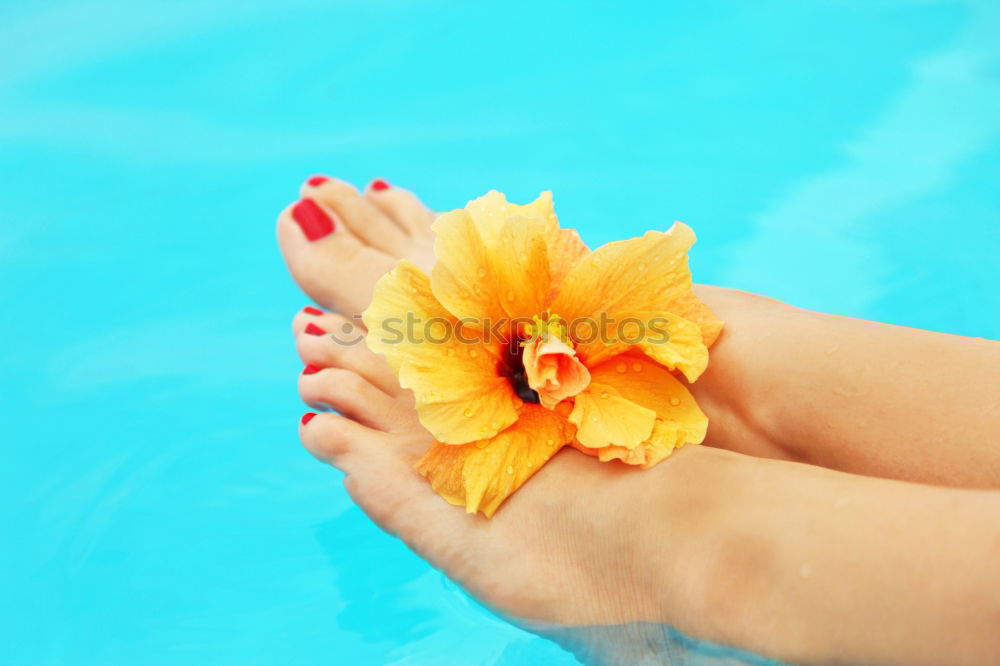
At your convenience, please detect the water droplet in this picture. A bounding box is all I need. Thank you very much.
[600,391,609,399]
[546,439,554,446]
[631,362,643,372]
[669,397,681,406]
[476,267,486,278]
[615,362,627,374]
[506,465,514,475]
[469,349,478,358]
[460,290,470,299]
[591,415,600,422]
[463,408,473,417]
[473,284,483,295]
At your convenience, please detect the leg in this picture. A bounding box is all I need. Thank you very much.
[693,285,1000,487]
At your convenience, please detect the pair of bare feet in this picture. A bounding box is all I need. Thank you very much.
[277,181,1000,666]
[275,177,725,639]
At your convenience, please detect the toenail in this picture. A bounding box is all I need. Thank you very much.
[292,199,334,241]
[302,364,320,375]
[370,179,390,191]
[302,306,323,316]
[306,175,329,187]
[301,412,317,425]
[305,323,326,336]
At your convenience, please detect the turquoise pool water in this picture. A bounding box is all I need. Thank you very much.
[2,1,998,663]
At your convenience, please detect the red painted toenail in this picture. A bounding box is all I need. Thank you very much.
[301,412,317,425]
[370,179,390,191]
[305,323,326,336]
[302,306,323,316]
[292,199,334,241]
[302,364,320,375]
[306,175,329,187]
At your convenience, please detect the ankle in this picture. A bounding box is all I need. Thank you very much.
[689,287,801,460]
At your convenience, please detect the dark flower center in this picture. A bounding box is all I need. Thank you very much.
[498,335,540,404]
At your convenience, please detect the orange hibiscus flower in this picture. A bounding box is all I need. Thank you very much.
[362,191,724,517]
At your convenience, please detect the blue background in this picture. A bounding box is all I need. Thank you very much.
[2,0,998,663]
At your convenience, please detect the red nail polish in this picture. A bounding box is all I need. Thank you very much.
[302,306,323,316]
[305,323,326,336]
[302,364,320,375]
[306,175,329,187]
[370,179,390,191]
[301,412,317,425]
[292,199,334,241]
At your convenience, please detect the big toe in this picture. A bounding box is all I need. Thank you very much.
[277,196,398,316]
[278,177,437,317]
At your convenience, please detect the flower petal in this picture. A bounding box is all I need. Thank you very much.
[363,261,520,444]
[574,310,709,382]
[415,404,575,517]
[546,228,589,302]
[568,382,656,450]
[491,215,552,318]
[463,190,560,248]
[430,209,506,324]
[551,223,723,347]
[668,290,725,347]
[588,355,708,468]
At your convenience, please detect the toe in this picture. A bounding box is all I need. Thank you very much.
[292,307,363,337]
[364,179,436,240]
[299,367,419,432]
[302,177,415,258]
[299,411,380,465]
[277,198,397,316]
[294,311,404,396]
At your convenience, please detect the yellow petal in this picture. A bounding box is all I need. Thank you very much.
[596,443,648,465]
[546,228,589,301]
[568,382,656,449]
[429,209,506,324]
[415,404,575,517]
[363,261,520,444]
[551,223,723,347]
[668,290,725,347]
[574,310,709,382]
[491,215,552,318]
[588,355,708,468]
[462,190,560,248]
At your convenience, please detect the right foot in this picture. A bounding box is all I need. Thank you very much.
[276,177,437,318]
[291,312,727,643]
